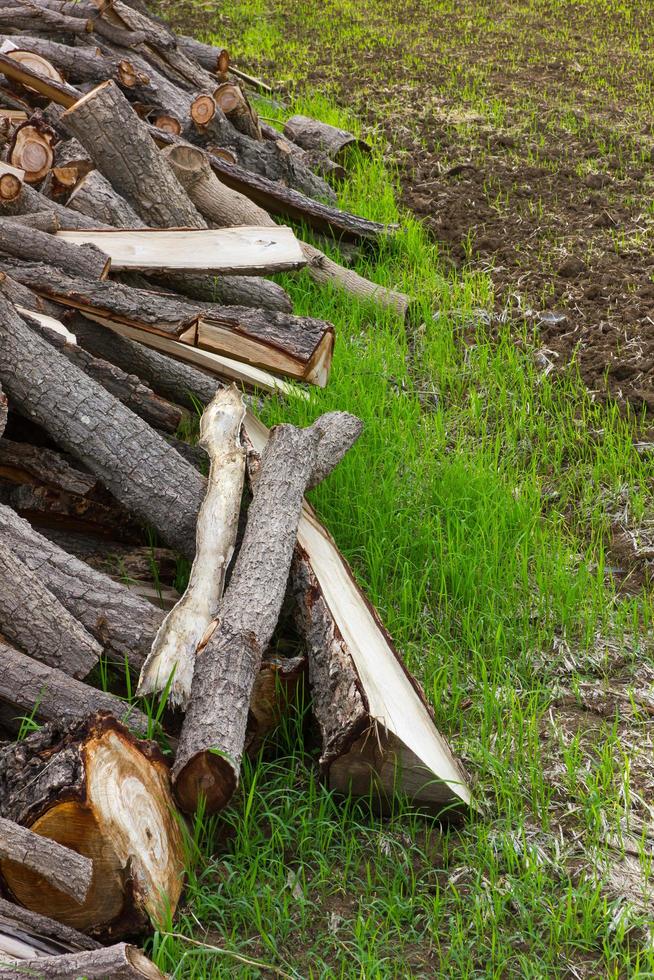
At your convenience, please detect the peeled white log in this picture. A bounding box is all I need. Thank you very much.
[137,387,246,708]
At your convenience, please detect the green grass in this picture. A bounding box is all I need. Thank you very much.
[137,1,654,974]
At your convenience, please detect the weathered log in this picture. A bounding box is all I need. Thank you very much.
[163,143,411,317]
[190,92,215,127]
[0,895,100,960]
[244,415,472,811]
[0,479,139,540]
[27,311,185,433]
[0,541,102,678]
[137,388,246,708]
[0,383,6,438]
[67,167,144,227]
[0,636,149,735]
[284,114,370,161]
[0,221,110,278]
[0,816,92,905]
[39,168,77,201]
[53,137,92,179]
[0,296,207,557]
[62,81,205,227]
[36,530,177,585]
[0,942,167,979]
[0,714,184,939]
[0,52,80,107]
[0,211,60,231]
[176,34,229,75]
[0,5,92,36]
[212,83,261,140]
[0,437,97,497]
[0,170,21,203]
[0,181,107,229]
[0,49,64,86]
[260,122,347,182]
[0,503,164,668]
[172,412,359,813]
[246,654,306,756]
[56,226,306,275]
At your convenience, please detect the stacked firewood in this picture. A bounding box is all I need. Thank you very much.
[0,1,471,976]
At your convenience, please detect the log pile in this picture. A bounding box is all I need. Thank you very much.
[0,3,469,976]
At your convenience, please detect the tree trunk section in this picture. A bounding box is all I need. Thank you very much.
[284,114,370,160]
[0,942,167,978]
[137,388,246,708]
[0,295,207,557]
[0,181,108,229]
[0,895,100,959]
[0,816,92,905]
[0,221,110,279]
[62,81,205,228]
[0,503,164,669]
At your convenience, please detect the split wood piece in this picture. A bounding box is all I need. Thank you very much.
[0,180,109,229]
[0,503,164,668]
[62,81,205,227]
[213,83,261,140]
[0,383,6,438]
[56,226,306,275]
[0,221,110,278]
[137,387,246,709]
[0,817,92,905]
[40,168,77,201]
[243,414,472,811]
[0,541,102,678]
[0,714,184,939]
[0,261,334,386]
[172,411,361,814]
[162,143,411,318]
[26,310,185,433]
[0,52,80,108]
[0,636,149,735]
[284,114,371,161]
[9,122,55,184]
[0,212,60,231]
[0,942,167,979]
[246,654,306,756]
[0,296,207,557]
[0,437,97,497]
[0,895,100,961]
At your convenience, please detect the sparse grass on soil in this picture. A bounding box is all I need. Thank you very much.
[132,1,654,975]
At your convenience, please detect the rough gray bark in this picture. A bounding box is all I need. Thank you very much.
[67,168,145,227]
[0,437,97,497]
[0,296,206,556]
[0,816,92,905]
[0,221,110,279]
[0,383,6,438]
[0,942,166,979]
[62,81,205,227]
[0,895,100,957]
[0,542,102,679]
[176,33,229,74]
[0,5,91,35]
[284,114,370,160]
[0,181,109,229]
[28,313,185,433]
[172,413,359,814]
[0,212,61,232]
[68,313,222,411]
[0,636,149,735]
[0,504,164,669]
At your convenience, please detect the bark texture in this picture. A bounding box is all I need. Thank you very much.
[0,942,166,979]
[0,895,100,957]
[0,181,108,229]
[284,114,370,160]
[62,81,205,227]
[0,221,110,279]
[0,383,6,438]
[0,541,102,679]
[0,503,164,668]
[0,816,92,905]
[0,636,150,735]
[0,295,206,557]
[0,438,96,497]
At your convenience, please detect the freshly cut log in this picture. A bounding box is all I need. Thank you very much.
[0,295,207,557]
[172,412,361,814]
[0,714,184,938]
[190,93,215,127]
[163,143,411,317]
[53,137,92,180]
[152,113,182,135]
[0,942,167,978]
[2,50,65,88]
[0,181,108,229]
[0,817,92,905]
[40,167,77,200]
[284,114,370,161]
[0,222,110,278]
[0,170,21,202]
[213,83,261,140]
[244,414,471,810]
[0,637,149,735]
[0,895,100,960]
[62,81,205,227]
[0,503,164,669]
[56,226,306,275]
[9,123,54,184]
[0,541,102,679]
[138,388,246,709]
[177,34,230,76]
[0,52,80,107]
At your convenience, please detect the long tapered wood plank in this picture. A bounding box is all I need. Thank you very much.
[56,226,306,275]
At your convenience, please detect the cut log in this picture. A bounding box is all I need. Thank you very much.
[0,171,21,203]
[0,296,207,557]
[137,388,246,708]
[39,167,77,201]
[0,181,108,229]
[0,895,100,960]
[53,137,92,179]
[3,50,65,88]
[0,541,102,678]
[177,34,230,76]
[67,167,145,227]
[0,52,80,107]
[172,412,361,814]
[0,221,110,278]
[0,437,97,497]
[0,383,6,438]
[56,226,306,275]
[212,83,261,140]
[0,817,92,905]
[9,123,54,184]
[162,143,411,317]
[62,81,206,227]
[0,714,184,938]
[244,415,472,811]
[260,122,347,182]
[0,503,164,669]
[0,5,92,36]
[152,113,181,135]
[190,93,215,127]
[0,211,60,231]
[284,114,371,161]
[0,942,166,979]
[0,636,149,735]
